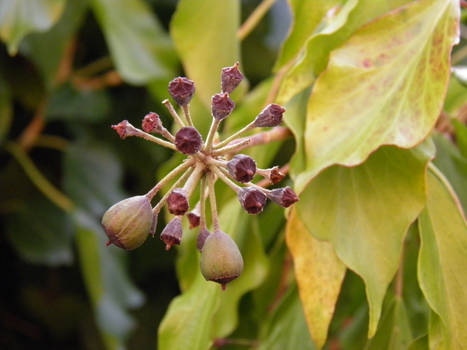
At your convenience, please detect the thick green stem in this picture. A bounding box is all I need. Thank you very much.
[204,118,221,152]
[5,142,74,212]
[152,168,193,214]
[162,99,186,128]
[146,158,195,200]
[208,172,220,231]
[214,122,254,149]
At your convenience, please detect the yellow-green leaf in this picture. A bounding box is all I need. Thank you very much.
[297,144,434,337]
[418,168,467,350]
[0,0,65,55]
[285,208,345,349]
[170,0,241,108]
[274,0,342,70]
[295,0,459,193]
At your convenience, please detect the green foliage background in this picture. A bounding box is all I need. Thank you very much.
[0,0,466,349]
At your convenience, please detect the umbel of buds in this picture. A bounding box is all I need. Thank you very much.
[103,63,298,290]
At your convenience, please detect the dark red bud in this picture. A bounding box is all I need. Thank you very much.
[267,187,299,208]
[227,154,256,183]
[253,104,286,127]
[269,166,285,184]
[160,216,183,250]
[211,93,235,120]
[238,187,267,214]
[221,62,244,93]
[142,112,163,133]
[111,120,132,139]
[187,204,200,229]
[167,188,189,215]
[175,126,203,154]
[197,228,210,251]
[168,77,195,106]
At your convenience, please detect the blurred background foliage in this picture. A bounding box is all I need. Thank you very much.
[0,0,466,350]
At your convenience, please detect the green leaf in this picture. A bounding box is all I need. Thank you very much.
[285,208,345,349]
[418,169,467,350]
[6,196,74,266]
[452,119,467,158]
[75,211,144,350]
[170,0,241,108]
[257,285,317,350]
[0,0,66,55]
[63,142,125,216]
[432,133,467,214]
[0,80,12,143]
[45,83,111,122]
[90,0,176,84]
[365,295,413,350]
[297,144,434,337]
[158,273,220,350]
[294,0,459,192]
[274,0,342,70]
[444,74,467,114]
[19,0,88,87]
[408,334,429,350]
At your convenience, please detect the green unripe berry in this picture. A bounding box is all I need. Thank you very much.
[200,230,244,290]
[101,195,153,250]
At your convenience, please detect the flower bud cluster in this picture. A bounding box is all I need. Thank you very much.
[102,63,297,290]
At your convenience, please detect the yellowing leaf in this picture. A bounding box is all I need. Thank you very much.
[418,168,467,350]
[295,0,459,193]
[286,208,345,349]
[297,144,434,337]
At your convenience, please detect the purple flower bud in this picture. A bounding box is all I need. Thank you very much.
[211,93,235,120]
[111,120,131,139]
[221,62,244,93]
[160,216,183,251]
[238,187,267,214]
[267,187,299,208]
[175,126,203,154]
[187,203,201,229]
[197,228,210,251]
[142,112,163,133]
[253,104,286,127]
[168,77,195,106]
[269,166,285,184]
[227,154,256,183]
[167,188,189,215]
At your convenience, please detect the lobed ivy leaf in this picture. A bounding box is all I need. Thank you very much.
[418,169,467,349]
[170,0,242,109]
[294,0,459,193]
[90,0,177,85]
[285,208,345,349]
[297,143,434,337]
[0,0,65,55]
